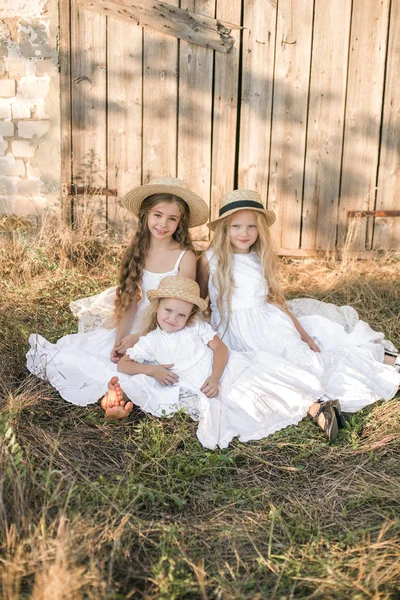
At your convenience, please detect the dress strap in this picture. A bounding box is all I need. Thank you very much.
[173,249,187,272]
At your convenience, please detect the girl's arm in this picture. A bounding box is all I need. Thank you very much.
[178,249,197,279]
[117,355,179,385]
[286,309,321,352]
[196,253,210,300]
[200,335,229,398]
[111,298,139,362]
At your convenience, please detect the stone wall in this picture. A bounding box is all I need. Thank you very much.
[0,0,60,217]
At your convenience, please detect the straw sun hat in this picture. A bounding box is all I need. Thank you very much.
[147,276,208,312]
[208,190,276,231]
[123,177,209,228]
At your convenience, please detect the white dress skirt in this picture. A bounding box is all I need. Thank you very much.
[121,321,326,449]
[206,250,400,412]
[26,251,189,406]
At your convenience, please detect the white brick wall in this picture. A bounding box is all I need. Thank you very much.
[0,121,15,137]
[0,80,17,98]
[18,120,50,139]
[11,140,36,158]
[0,0,61,216]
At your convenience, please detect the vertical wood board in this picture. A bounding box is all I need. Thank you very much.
[374,0,400,250]
[210,0,241,223]
[71,5,108,229]
[178,0,215,241]
[301,0,351,251]
[268,0,314,249]
[107,18,143,237]
[237,0,277,200]
[337,0,390,249]
[59,0,73,223]
[142,0,179,183]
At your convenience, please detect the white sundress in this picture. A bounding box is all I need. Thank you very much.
[26,250,189,406]
[121,320,326,450]
[206,249,400,412]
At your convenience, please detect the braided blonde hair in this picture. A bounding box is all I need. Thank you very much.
[114,194,194,322]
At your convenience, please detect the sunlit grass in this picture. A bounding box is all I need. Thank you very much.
[1,217,400,598]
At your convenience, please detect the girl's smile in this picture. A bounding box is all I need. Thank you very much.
[229,210,259,253]
[157,298,193,333]
[147,202,182,239]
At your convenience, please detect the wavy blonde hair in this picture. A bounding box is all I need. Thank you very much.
[140,298,201,336]
[114,194,195,322]
[211,210,285,328]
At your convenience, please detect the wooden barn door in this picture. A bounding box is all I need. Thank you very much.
[59,0,242,243]
[60,0,400,252]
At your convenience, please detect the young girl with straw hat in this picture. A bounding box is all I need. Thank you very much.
[101,276,324,449]
[27,177,208,407]
[197,189,400,441]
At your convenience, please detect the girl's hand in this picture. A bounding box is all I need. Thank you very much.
[111,345,123,363]
[150,364,179,386]
[114,333,139,355]
[200,376,220,398]
[303,335,321,353]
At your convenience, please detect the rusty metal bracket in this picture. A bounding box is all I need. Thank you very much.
[63,183,118,197]
[348,210,400,218]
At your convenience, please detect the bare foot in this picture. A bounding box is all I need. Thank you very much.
[100,376,133,420]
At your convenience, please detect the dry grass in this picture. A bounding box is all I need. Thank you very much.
[1,216,400,599]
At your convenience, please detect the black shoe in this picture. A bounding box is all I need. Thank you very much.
[313,401,338,442]
[331,399,346,429]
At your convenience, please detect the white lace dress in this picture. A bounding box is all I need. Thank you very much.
[26,251,189,406]
[206,249,400,412]
[122,321,324,450]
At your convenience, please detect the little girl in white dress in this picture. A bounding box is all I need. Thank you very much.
[197,190,400,439]
[102,276,327,449]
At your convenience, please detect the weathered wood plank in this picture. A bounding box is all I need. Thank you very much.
[107,16,143,237]
[238,0,277,199]
[142,0,179,182]
[177,0,215,241]
[77,0,240,53]
[59,0,73,224]
[268,0,314,250]
[337,0,390,250]
[71,4,108,230]
[210,0,241,224]
[301,0,351,251]
[373,0,400,250]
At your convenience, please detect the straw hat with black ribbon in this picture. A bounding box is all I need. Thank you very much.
[208,190,276,231]
[147,276,208,312]
[123,177,209,228]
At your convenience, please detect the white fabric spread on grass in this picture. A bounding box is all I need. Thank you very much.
[206,249,400,412]
[122,320,324,449]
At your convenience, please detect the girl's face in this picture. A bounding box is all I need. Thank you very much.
[229,210,259,253]
[157,298,193,333]
[147,201,181,240]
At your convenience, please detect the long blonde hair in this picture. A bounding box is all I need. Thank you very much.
[140,298,201,336]
[114,194,194,322]
[211,210,285,328]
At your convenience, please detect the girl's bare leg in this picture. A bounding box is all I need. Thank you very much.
[100,376,133,420]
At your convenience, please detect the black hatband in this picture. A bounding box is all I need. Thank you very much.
[219,199,265,216]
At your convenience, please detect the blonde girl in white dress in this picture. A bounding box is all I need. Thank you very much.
[26,177,208,407]
[102,276,325,449]
[197,190,400,441]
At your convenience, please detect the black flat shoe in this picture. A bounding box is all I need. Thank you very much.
[331,399,346,429]
[313,401,338,442]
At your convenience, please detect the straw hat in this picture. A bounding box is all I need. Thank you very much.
[147,276,208,312]
[123,177,209,228]
[208,190,276,230]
